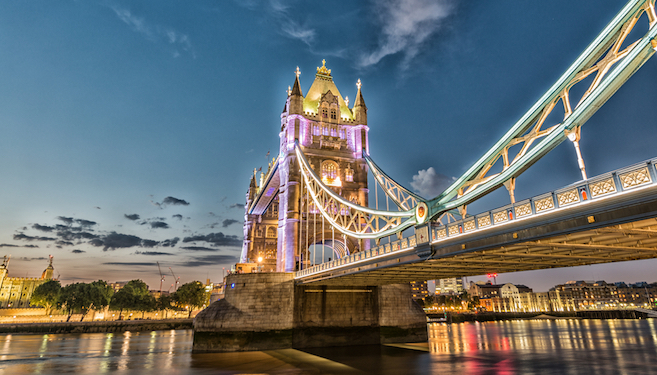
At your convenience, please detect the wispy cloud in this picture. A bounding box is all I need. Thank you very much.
[268,0,316,46]
[360,0,456,70]
[410,167,455,198]
[111,6,195,58]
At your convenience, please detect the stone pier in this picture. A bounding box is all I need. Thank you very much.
[192,272,427,353]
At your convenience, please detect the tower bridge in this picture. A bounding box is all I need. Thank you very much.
[194,0,657,353]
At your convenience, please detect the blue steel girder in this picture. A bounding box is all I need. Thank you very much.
[364,153,424,211]
[295,142,417,239]
[427,0,657,221]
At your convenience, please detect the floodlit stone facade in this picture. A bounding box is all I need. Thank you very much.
[0,256,54,308]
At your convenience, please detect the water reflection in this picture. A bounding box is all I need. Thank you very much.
[427,319,657,374]
[0,321,656,374]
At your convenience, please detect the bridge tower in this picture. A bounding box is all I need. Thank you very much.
[277,60,370,272]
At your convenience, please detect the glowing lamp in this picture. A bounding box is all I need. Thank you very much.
[257,256,263,262]
[567,132,577,142]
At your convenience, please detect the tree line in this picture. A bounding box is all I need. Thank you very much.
[30,279,209,321]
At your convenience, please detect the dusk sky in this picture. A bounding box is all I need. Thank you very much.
[1,1,656,292]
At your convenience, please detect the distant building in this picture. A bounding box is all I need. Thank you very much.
[0,255,55,308]
[109,281,129,293]
[614,282,657,308]
[549,280,619,310]
[411,281,429,301]
[436,278,463,295]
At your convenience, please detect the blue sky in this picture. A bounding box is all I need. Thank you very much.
[1,0,656,292]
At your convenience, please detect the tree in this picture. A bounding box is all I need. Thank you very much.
[173,281,208,318]
[58,280,114,321]
[30,280,61,314]
[110,279,156,319]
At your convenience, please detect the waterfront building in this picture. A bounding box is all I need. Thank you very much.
[0,255,55,308]
[411,281,429,301]
[614,282,657,308]
[549,280,619,310]
[436,277,463,295]
[109,281,129,293]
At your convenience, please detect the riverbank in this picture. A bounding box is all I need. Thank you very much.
[427,309,656,323]
[0,318,193,334]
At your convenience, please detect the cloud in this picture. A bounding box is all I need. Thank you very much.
[180,254,238,267]
[111,6,194,58]
[150,221,169,229]
[410,167,455,198]
[360,0,455,70]
[90,232,143,251]
[102,262,157,266]
[181,246,220,252]
[182,232,242,247]
[135,251,174,256]
[56,216,96,227]
[268,0,316,45]
[13,233,56,242]
[71,249,86,254]
[162,196,190,206]
[172,214,183,220]
[57,216,75,225]
[160,237,180,247]
[125,214,140,221]
[17,257,48,261]
[32,224,55,232]
[222,219,239,228]
[229,203,245,210]
[0,244,19,248]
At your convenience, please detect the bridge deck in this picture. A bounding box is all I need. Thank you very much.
[297,166,657,285]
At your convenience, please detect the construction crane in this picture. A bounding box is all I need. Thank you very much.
[169,267,180,291]
[157,261,166,294]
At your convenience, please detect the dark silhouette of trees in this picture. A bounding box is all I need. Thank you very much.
[58,280,113,321]
[30,280,61,314]
[173,281,208,317]
[110,279,156,319]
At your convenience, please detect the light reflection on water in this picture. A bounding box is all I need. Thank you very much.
[0,320,656,374]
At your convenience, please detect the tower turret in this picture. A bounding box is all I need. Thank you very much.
[353,79,367,125]
[288,67,304,115]
[40,255,54,280]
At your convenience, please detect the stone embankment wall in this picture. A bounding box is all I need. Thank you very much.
[193,273,428,353]
[0,319,193,334]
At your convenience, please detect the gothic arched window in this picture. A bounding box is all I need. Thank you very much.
[321,160,340,186]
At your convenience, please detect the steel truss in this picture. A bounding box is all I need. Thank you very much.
[295,143,416,239]
[293,0,656,242]
[428,0,657,218]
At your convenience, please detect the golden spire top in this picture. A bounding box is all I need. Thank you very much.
[345,96,349,107]
[295,66,301,78]
[316,59,331,76]
[356,78,362,90]
[287,86,292,96]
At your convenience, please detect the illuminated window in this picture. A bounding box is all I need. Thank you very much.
[321,161,340,186]
[256,228,263,237]
[313,125,320,136]
[322,109,328,118]
[330,109,337,119]
[331,128,337,137]
[322,126,329,136]
[339,129,345,139]
[345,166,354,182]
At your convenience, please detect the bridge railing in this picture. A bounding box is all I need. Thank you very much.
[296,158,657,279]
[296,234,418,277]
[430,159,657,243]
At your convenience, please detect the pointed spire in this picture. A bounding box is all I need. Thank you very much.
[291,67,303,96]
[353,79,367,124]
[288,66,304,114]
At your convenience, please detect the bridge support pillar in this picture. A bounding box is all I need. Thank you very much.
[192,272,427,353]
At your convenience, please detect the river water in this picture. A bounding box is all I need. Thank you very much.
[1,319,657,374]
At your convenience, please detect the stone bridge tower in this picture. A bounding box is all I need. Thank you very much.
[277,61,370,272]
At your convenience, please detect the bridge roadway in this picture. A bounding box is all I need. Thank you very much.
[296,159,657,285]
